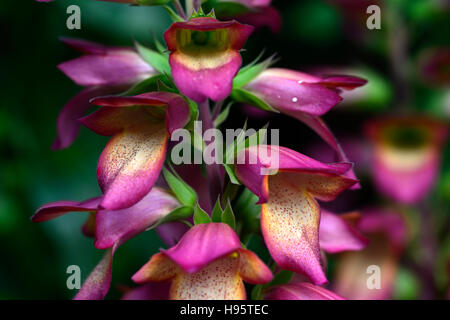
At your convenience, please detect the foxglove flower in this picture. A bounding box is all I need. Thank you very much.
[235,145,358,284]
[81,92,190,210]
[334,208,408,300]
[319,209,368,254]
[54,38,156,149]
[265,282,345,300]
[216,0,281,33]
[244,68,366,185]
[366,116,447,204]
[132,223,273,299]
[32,187,181,299]
[164,17,253,102]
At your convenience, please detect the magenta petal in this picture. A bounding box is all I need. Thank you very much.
[60,37,127,55]
[169,52,242,102]
[318,75,368,90]
[74,248,114,300]
[162,223,241,273]
[32,197,102,222]
[265,282,345,300]
[319,210,368,253]
[372,151,439,204]
[121,282,170,300]
[58,52,153,87]
[95,187,180,249]
[358,209,408,253]
[246,72,343,116]
[89,92,190,134]
[52,86,120,150]
[235,145,354,203]
[235,6,282,33]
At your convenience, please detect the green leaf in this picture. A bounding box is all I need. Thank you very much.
[185,99,199,130]
[235,124,269,153]
[268,270,293,287]
[234,188,261,234]
[154,37,167,54]
[231,88,278,112]
[162,167,197,207]
[162,5,184,22]
[224,120,247,164]
[251,285,263,300]
[211,198,223,223]
[148,206,193,230]
[119,75,165,96]
[221,201,236,230]
[135,41,171,75]
[224,123,269,165]
[223,163,241,185]
[233,56,275,88]
[193,202,211,224]
[213,102,232,127]
[157,79,177,93]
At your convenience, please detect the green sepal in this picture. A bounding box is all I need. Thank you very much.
[162,167,197,207]
[193,202,211,224]
[135,41,171,76]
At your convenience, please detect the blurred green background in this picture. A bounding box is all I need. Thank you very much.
[0,0,449,299]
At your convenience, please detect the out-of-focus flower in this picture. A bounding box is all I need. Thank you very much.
[366,116,448,204]
[132,223,273,299]
[244,68,366,185]
[264,282,345,300]
[164,17,253,102]
[54,38,156,149]
[80,92,190,210]
[233,6,281,33]
[334,208,408,300]
[419,48,450,87]
[216,0,281,33]
[121,283,171,300]
[319,210,368,254]
[32,187,180,299]
[235,145,358,285]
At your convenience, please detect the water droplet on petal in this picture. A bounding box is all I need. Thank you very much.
[292,97,298,103]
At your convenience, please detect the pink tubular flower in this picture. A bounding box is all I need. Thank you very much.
[366,116,448,204]
[234,145,358,285]
[132,223,273,300]
[54,38,156,149]
[319,210,368,254]
[80,92,190,210]
[244,68,367,185]
[164,17,253,102]
[32,187,180,300]
[265,282,345,300]
[334,208,408,300]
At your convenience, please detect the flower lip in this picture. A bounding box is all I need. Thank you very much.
[161,223,242,274]
[366,116,448,149]
[165,17,253,51]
